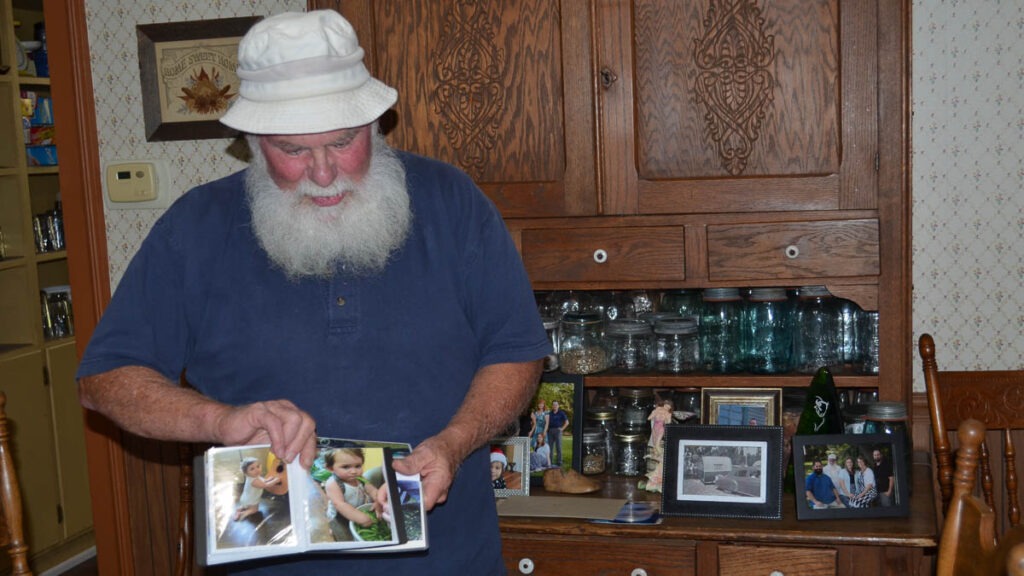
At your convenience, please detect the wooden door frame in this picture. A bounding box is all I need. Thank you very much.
[47,0,130,573]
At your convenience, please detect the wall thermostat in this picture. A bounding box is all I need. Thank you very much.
[104,160,172,209]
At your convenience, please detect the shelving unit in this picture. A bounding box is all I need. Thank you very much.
[0,0,93,570]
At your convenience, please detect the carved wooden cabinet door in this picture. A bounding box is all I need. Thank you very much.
[596,0,880,216]
[339,0,598,218]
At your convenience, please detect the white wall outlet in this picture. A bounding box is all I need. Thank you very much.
[104,160,172,210]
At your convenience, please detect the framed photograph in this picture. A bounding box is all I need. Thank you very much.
[516,372,585,484]
[793,433,909,520]
[489,436,530,498]
[701,387,782,426]
[137,16,261,141]
[661,424,783,519]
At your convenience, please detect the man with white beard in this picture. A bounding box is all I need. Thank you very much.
[76,10,549,575]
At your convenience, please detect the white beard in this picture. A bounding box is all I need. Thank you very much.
[246,131,412,279]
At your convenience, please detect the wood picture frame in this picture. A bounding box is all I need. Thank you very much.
[701,387,782,426]
[136,16,261,141]
[793,433,910,520]
[489,436,530,498]
[661,424,784,520]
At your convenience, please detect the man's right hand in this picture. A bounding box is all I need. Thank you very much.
[214,399,318,468]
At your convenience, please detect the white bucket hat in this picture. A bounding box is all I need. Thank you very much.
[219,10,397,135]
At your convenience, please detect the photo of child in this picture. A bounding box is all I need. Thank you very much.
[490,449,508,489]
[323,447,383,542]
[234,456,282,521]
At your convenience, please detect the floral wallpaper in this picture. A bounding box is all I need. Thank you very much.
[84,1,1024,391]
[83,0,302,284]
[911,0,1024,384]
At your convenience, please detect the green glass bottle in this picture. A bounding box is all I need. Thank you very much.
[796,367,845,435]
[785,367,845,492]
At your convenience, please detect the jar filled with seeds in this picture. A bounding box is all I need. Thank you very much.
[558,312,608,374]
[581,428,608,475]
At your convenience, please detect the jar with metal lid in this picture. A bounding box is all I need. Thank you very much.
[742,287,793,374]
[586,407,618,471]
[541,317,559,372]
[616,387,655,431]
[863,401,912,495]
[700,287,745,373]
[856,311,880,374]
[613,428,648,476]
[655,317,700,373]
[558,312,608,374]
[793,285,844,374]
[581,428,608,475]
[605,318,655,372]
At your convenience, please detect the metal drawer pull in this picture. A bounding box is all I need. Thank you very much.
[631,569,648,576]
[593,249,608,264]
[517,557,535,574]
[784,245,800,259]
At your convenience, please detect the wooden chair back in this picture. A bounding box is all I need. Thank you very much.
[940,419,1024,576]
[920,333,1024,535]
[0,392,33,575]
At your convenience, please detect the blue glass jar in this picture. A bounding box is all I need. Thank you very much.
[743,287,793,374]
[793,286,843,374]
[699,288,744,373]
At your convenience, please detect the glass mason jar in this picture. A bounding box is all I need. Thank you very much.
[541,317,559,372]
[616,387,655,431]
[613,428,648,476]
[581,428,608,475]
[699,287,745,373]
[742,287,793,374]
[586,407,618,471]
[558,312,608,374]
[605,318,656,372]
[856,311,880,374]
[839,299,862,365]
[863,401,912,493]
[792,285,844,374]
[655,317,700,373]
[659,288,704,319]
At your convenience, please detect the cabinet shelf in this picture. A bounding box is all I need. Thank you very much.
[35,249,66,263]
[583,371,878,390]
[0,255,26,271]
[17,76,50,87]
[28,165,59,175]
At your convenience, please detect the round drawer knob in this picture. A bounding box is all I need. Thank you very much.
[630,569,648,576]
[517,557,535,574]
[770,571,784,576]
[593,249,608,264]
[784,244,800,259]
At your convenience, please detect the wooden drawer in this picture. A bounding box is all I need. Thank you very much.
[717,544,837,576]
[707,219,879,281]
[521,226,686,283]
[503,534,695,575]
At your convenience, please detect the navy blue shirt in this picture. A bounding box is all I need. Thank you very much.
[78,152,550,575]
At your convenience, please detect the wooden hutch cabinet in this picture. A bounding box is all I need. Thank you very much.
[332,0,925,574]
[337,0,912,403]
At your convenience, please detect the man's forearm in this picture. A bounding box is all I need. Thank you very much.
[433,360,542,464]
[79,365,229,443]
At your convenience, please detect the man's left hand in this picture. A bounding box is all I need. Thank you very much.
[392,435,460,511]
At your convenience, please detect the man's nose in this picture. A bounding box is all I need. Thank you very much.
[308,149,337,187]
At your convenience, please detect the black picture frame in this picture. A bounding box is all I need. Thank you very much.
[701,387,782,426]
[137,16,261,141]
[517,372,585,484]
[661,424,784,520]
[793,433,909,520]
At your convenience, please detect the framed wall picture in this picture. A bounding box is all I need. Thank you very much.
[489,436,530,498]
[661,424,784,520]
[137,16,261,141]
[701,387,782,426]
[793,433,909,520]
[516,372,585,484]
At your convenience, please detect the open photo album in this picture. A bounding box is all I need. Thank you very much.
[195,437,428,566]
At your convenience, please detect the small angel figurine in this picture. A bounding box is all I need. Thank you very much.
[640,399,674,493]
